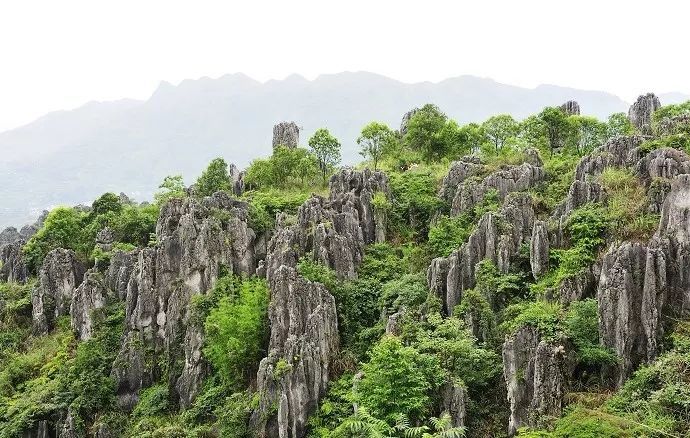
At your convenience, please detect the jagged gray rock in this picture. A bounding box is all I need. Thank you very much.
[440,382,468,428]
[31,249,85,335]
[450,149,544,216]
[530,221,549,280]
[629,93,661,135]
[70,270,108,340]
[438,157,484,205]
[251,266,339,438]
[229,163,245,196]
[329,167,391,244]
[0,227,22,247]
[597,242,649,386]
[503,326,566,436]
[635,147,690,183]
[105,249,138,301]
[273,121,300,149]
[559,100,581,115]
[574,135,646,182]
[0,240,29,283]
[428,193,535,314]
[22,420,50,438]
[112,192,260,410]
[95,227,115,252]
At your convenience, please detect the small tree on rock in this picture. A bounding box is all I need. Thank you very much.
[195,157,231,197]
[309,128,341,184]
[358,122,396,171]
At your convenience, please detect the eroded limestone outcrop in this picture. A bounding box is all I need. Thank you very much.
[629,93,661,135]
[428,193,536,314]
[0,240,29,283]
[31,248,86,335]
[70,270,108,341]
[559,100,581,116]
[530,221,549,280]
[503,326,566,436]
[273,121,300,149]
[112,192,261,410]
[252,168,389,437]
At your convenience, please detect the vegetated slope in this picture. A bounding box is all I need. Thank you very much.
[0,72,634,228]
[1,93,690,437]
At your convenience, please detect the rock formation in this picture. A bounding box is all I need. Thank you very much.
[559,100,581,115]
[529,221,549,280]
[503,326,566,436]
[31,248,86,335]
[438,156,483,206]
[628,93,661,135]
[252,168,389,437]
[0,240,29,283]
[399,108,419,136]
[449,149,544,216]
[440,383,468,428]
[273,121,300,149]
[70,270,108,340]
[428,193,536,314]
[112,192,261,410]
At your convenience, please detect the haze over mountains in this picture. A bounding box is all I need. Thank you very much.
[1,71,688,228]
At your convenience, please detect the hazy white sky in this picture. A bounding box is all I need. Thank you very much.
[1,0,688,132]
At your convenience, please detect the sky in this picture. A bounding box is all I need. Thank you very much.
[1,0,689,132]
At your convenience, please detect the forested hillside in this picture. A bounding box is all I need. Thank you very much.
[1,94,690,437]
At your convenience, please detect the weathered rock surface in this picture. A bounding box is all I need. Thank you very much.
[559,100,581,115]
[0,227,22,247]
[229,163,245,196]
[273,121,300,149]
[438,156,483,205]
[31,249,86,335]
[503,326,566,436]
[112,192,260,410]
[70,270,108,340]
[251,266,339,438]
[253,169,389,437]
[629,93,661,135]
[635,147,690,183]
[105,249,138,301]
[530,221,549,280]
[450,149,544,216]
[0,240,29,283]
[574,135,646,182]
[440,382,468,428]
[428,193,535,314]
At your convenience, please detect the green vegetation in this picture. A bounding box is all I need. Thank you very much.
[357,121,396,171]
[195,157,232,196]
[309,128,342,184]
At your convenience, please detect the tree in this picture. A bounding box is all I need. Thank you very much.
[195,158,231,197]
[154,175,186,204]
[459,123,486,154]
[309,128,341,184]
[357,122,395,171]
[357,336,443,423]
[482,114,518,152]
[571,115,607,155]
[23,207,84,272]
[606,112,634,139]
[404,104,448,162]
[538,107,574,155]
[90,193,122,218]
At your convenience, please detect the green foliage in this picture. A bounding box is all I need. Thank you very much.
[154,175,186,204]
[428,215,473,258]
[309,128,342,184]
[357,243,407,283]
[358,121,397,171]
[195,157,232,197]
[0,281,34,353]
[297,258,338,290]
[23,207,83,271]
[532,153,579,212]
[389,171,442,241]
[606,112,634,138]
[245,147,321,189]
[474,259,525,310]
[131,384,171,419]
[570,115,608,156]
[356,336,443,424]
[500,301,563,340]
[404,104,450,163]
[538,107,576,155]
[564,299,617,366]
[203,277,269,389]
[243,188,314,219]
[482,114,518,152]
[454,289,496,345]
[598,168,656,240]
[379,273,428,316]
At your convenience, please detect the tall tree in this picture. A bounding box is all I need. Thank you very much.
[459,122,487,154]
[482,114,518,152]
[606,112,634,139]
[571,115,608,155]
[538,107,574,155]
[309,128,341,184]
[195,157,231,197]
[357,122,396,170]
[404,104,448,163]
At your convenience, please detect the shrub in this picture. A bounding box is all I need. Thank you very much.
[379,273,428,316]
[428,214,473,258]
[500,301,563,340]
[203,277,269,389]
[389,171,442,241]
[195,157,232,197]
[565,299,617,366]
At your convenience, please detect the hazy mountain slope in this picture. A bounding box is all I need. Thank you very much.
[0,72,633,227]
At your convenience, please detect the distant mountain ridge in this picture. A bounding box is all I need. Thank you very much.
[1,71,688,228]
